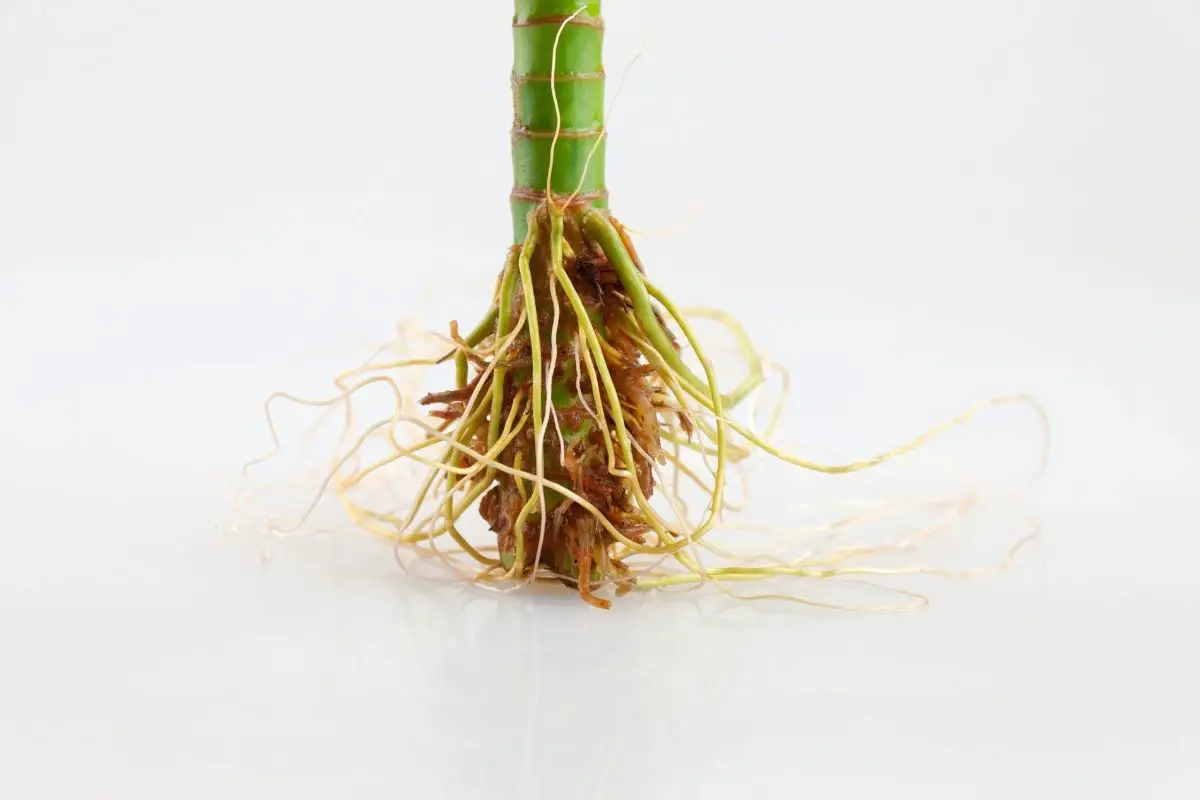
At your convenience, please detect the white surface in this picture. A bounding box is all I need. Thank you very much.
[2,0,1198,796]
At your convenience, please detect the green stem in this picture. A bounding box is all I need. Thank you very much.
[511,0,607,243]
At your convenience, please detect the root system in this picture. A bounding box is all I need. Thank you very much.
[243,201,1049,610]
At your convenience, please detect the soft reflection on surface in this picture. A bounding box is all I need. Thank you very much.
[4,505,1194,796]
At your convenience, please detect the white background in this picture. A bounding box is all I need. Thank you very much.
[2,0,1198,796]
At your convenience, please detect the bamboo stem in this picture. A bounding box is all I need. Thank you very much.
[511,0,608,243]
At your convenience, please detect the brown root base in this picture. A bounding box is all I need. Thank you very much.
[421,203,676,607]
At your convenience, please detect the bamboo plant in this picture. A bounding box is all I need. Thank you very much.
[252,1,1046,609]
